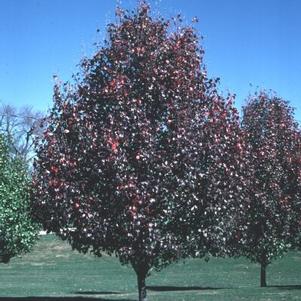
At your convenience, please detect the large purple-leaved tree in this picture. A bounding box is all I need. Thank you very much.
[31,2,255,298]
[31,3,221,300]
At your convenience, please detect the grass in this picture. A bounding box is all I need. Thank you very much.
[0,234,300,301]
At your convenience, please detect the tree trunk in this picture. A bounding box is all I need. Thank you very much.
[137,272,147,301]
[260,262,267,287]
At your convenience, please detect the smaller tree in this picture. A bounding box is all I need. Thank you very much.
[0,134,38,263]
[240,91,300,287]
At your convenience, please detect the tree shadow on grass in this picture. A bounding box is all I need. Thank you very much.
[73,291,121,295]
[0,298,135,301]
[270,285,301,290]
[147,285,226,291]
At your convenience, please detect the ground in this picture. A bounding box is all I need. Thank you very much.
[0,235,300,301]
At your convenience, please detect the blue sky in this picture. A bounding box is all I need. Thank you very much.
[0,0,300,120]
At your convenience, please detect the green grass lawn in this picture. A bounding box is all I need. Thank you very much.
[0,234,300,301]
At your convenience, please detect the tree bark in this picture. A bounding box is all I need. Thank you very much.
[260,262,267,287]
[137,272,147,301]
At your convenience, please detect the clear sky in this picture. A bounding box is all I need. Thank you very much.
[1,0,300,121]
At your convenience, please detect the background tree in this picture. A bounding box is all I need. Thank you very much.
[31,3,218,300]
[0,134,38,263]
[240,91,301,287]
[0,103,44,166]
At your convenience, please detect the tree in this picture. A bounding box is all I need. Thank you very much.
[31,3,217,300]
[240,91,300,287]
[0,134,38,263]
[0,104,44,166]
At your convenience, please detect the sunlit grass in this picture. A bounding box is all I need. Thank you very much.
[0,234,300,301]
